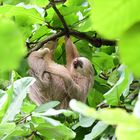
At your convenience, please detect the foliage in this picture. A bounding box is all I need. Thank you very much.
[0,0,140,140]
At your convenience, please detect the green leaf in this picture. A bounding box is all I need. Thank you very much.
[76,40,92,60]
[0,17,25,72]
[79,114,95,128]
[84,121,108,140]
[70,100,139,125]
[65,0,85,6]
[89,0,140,39]
[0,5,44,40]
[45,8,55,22]
[2,77,35,123]
[70,100,140,140]
[116,124,140,140]
[100,46,116,55]
[107,70,120,86]
[92,52,114,73]
[52,6,83,27]
[104,65,132,106]
[0,5,44,24]
[34,101,60,113]
[0,123,16,137]
[30,26,51,42]
[31,0,49,7]
[0,78,14,121]
[21,99,36,113]
[1,125,31,140]
[59,6,84,16]
[32,115,76,139]
[37,123,75,140]
[0,90,8,121]
[119,23,140,76]
[33,108,77,118]
[94,76,110,94]
[3,0,30,5]
[87,88,104,108]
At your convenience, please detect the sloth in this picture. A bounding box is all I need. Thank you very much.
[28,37,94,108]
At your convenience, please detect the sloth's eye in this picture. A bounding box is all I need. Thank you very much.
[73,59,83,69]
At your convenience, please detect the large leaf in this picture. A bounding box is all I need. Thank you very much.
[84,121,108,140]
[0,5,43,24]
[51,5,84,28]
[0,17,25,72]
[31,0,49,7]
[76,40,92,60]
[2,77,35,123]
[0,90,8,120]
[79,114,95,128]
[33,108,77,118]
[70,100,140,140]
[2,0,30,5]
[104,65,132,106]
[70,100,139,125]
[92,52,115,73]
[34,101,60,113]
[0,5,44,40]
[32,114,76,139]
[65,0,85,6]
[0,123,16,137]
[88,0,140,39]
[0,88,13,122]
[116,124,140,140]
[119,23,140,76]
[87,88,104,108]
[30,26,51,42]
[1,125,31,140]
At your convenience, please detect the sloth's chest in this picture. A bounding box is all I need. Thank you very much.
[72,75,84,84]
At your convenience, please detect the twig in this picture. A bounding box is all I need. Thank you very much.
[15,113,32,124]
[46,22,63,30]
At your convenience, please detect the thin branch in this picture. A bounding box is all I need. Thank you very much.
[15,113,32,124]
[71,16,89,28]
[49,0,69,36]
[46,22,63,30]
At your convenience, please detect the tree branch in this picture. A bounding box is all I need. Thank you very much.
[69,30,116,47]
[49,0,69,36]
[26,29,116,57]
[26,31,65,57]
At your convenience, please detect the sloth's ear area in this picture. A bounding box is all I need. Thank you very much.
[65,37,79,69]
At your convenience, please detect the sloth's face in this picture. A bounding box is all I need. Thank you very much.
[72,57,93,76]
[73,58,83,69]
